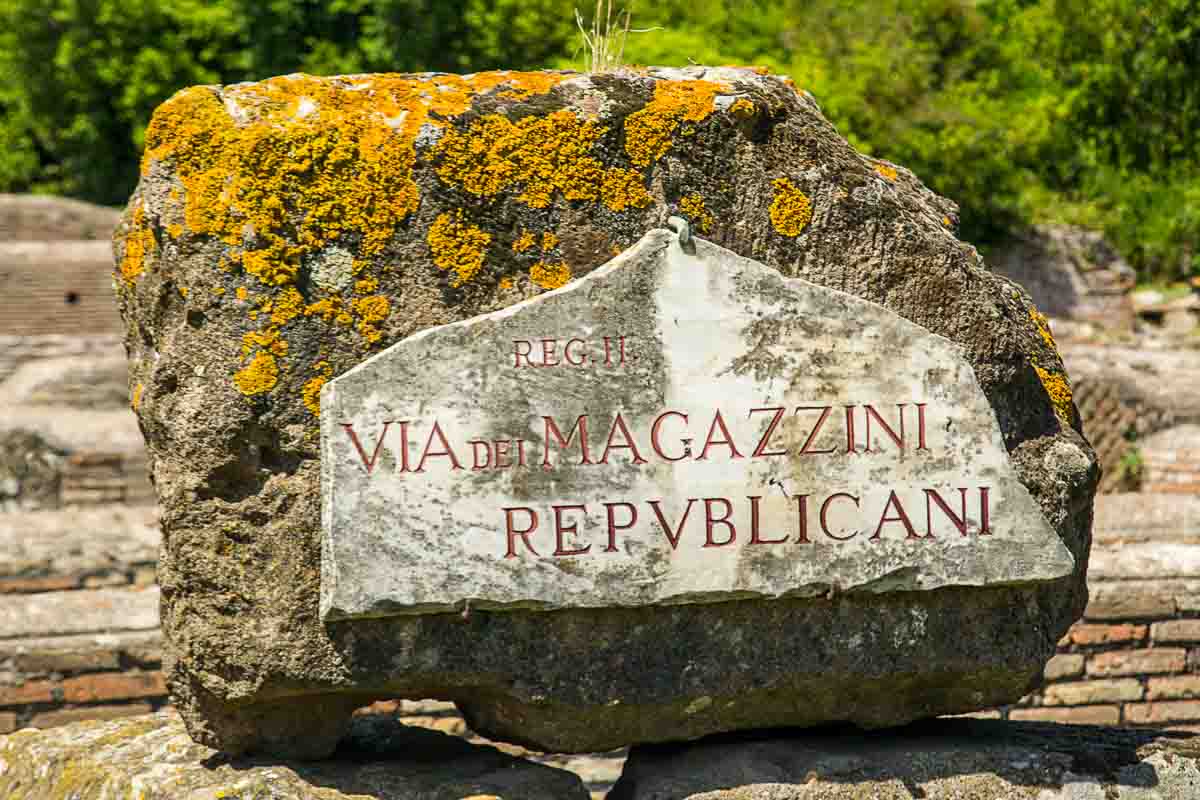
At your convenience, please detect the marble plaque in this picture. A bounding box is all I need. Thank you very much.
[320,228,1074,621]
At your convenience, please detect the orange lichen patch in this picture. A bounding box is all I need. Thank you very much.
[680,194,713,233]
[130,383,144,412]
[179,287,189,298]
[353,295,390,343]
[1030,308,1058,352]
[625,80,728,167]
[428,211,492,287]
[234,352,280,396]
[498,277,513,290]
[241,329,287,358]
[729,98,755,117]
[874,163,898,181]
[432,111,612,208]
[601,168,652,212]
[167,223,183,239]
[513,231,536,253]
[305,296,353,326]
[497,72,570,100]
[235,286,248,301]
[530,261,571,290]
[943,216,952,226]
[118,202,154,285]
[769,178,813,237]
[211,287,226,296]
[302,360,333,416]
[1033,361,1074,423]
[542,231,559,250]
[268,287,305,326]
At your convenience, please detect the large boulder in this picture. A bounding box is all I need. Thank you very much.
[115,67,1096,758]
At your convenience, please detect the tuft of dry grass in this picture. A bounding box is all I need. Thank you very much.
[575,1,657,73]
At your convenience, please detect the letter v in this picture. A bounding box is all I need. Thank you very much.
[341,422,393,474]
[648,499,695,550]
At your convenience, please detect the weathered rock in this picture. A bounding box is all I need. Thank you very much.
[608,720,1200,799]
[116,67,1096,758]
[0,711,591,799]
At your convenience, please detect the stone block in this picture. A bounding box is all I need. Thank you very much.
[0,680,56,707]
[1125,700,1200,725]
[119,68,1094,758]
[1043,654,1085,682]
[28,702,154,729]
[1152,620,1200,643]
[1084,590,1174,621]
[0,587,159,639]
[1007,705,1122,725]
[609,718,1200,799]
[1147,676,1200,701]
[1042,679,1143,706]
[60,671,166,704]
[1068,623,1147,646]
[1087,648,1187,677]
[0,712,590,799]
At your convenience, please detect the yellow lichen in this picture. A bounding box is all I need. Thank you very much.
[680,194,713,233]
[305,297,353,326]
[167,223,183,238]
[1030,308,1058,352]
[179,287,188,298]
[234,352,280,395]
[874,163,898,181]
[118,202,154,285]
[269,287,305,326]
[542,231,559,250]
[513,231,536,253]
[943,216,952,226]
[729,98,756,116]
[427,211,492,287]
[130,383,144,411]
[499,277,513,289]
[530,261,571,290]
[241,329,288,358]
[212,286,226,296]
[302,361,333,416]
[624,80,728,167]
[355,277,379,294]
[769,178,813,237]
[353,295,390,343]
[1033,361,1074,423]
[235,286,248,301]
[600,168,652,212]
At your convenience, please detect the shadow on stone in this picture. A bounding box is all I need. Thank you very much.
[607,718,1200,799]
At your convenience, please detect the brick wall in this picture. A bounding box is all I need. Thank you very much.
[0,243,123,337]
[987,493,1200,729]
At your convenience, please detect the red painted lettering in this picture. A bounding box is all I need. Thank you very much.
[749,407,788,457]
[651,411,689,461]
[469,440,492,471]
[599,412,648,464]
[865,404,906,452]
[564,338,587,366]
[749,495,788,544]
[820,492,860,540]
[917,403,929,451]
[979,486,991,534]
[494,439,512,469]
[540,339,559,367]
[513,340,533,367]
[845,405,858,454]
[503,507,539,558]
[648,499,695,550]
[795,494,811,544]
[703,498,736,547]
[603,501,637,553]
[698,410,743,461]
[924,488,969,537]
[340,421,394,475]
[414,421,463,472]
[797,406,837,455]
[553,504,591,556]
[872,490,922,540]
[542,415,593,466]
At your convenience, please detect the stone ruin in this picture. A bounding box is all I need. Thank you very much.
[3,67,1200,798]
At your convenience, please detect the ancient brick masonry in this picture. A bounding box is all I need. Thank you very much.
[997,493,1200,729]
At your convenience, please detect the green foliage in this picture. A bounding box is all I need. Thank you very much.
[0,0,1196,282]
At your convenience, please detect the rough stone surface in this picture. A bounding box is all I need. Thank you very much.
[0,711,591,799]
[116,67,1096,758]
[324,230,1073,619]
[609,720,1200,799]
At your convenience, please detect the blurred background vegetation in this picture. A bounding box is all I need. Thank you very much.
[0,0,1195,281]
